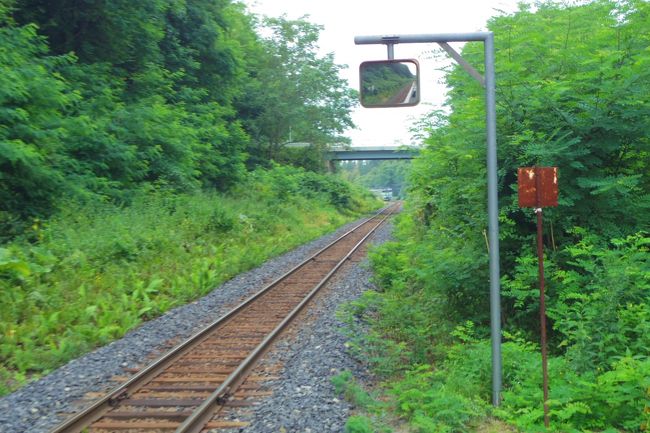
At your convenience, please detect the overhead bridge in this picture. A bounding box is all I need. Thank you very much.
[326,146,419,161]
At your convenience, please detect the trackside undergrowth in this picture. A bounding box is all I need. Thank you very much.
[333,1,650,432]
[0,166,381,395]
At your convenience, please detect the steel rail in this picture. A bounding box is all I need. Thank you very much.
[49,204,394,433]
[175,203,396,433]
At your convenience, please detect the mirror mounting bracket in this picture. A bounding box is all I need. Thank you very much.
[387,43,395,60]
[378,35,401,59]
[437,42,485,87]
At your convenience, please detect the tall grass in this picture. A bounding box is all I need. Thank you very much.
[0,167,381,395]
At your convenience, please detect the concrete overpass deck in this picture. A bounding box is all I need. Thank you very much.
[326,146,419,161]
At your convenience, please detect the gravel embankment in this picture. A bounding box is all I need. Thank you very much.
[0,214,391,433]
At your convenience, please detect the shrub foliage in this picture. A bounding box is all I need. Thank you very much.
[0,0,357,237]
[344,1,650,432]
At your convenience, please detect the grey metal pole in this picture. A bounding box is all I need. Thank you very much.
[354,31,502,406]
[484,32,502,406]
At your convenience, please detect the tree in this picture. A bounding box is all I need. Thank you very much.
[400,0,650,319]
[1,0,359,237]
[238,16,357,169]
[13,0,168,75]
[0,23,74,236]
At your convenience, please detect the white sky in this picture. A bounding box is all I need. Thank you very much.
[243,0,524,147]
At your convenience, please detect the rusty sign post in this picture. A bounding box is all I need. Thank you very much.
[518,166,558,428]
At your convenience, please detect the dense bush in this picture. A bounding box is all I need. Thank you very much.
[340,1,650,432]
[504,230,650,373]
[1,1,357,238]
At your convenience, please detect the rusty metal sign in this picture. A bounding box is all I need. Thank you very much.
[518,167,558,208]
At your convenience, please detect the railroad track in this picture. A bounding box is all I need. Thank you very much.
[50,203,398,433]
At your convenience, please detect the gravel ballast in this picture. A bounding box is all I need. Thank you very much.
[0,214,392,433]
[238,246,389,432]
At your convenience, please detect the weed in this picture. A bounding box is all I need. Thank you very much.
[345,416,374,433]
[332,371,394,433]
[331,371,376,410]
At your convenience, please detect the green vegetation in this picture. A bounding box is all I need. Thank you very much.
[0,1,376,395]
[331,371,393,433]
[339,160,411,199]
[1,166,379,395]
[1,0,356,238]
[340,1,650,432]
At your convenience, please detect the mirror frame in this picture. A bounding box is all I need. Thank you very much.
[359,59,420,108]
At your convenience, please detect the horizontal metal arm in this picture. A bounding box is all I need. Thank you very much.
[354,32,490,45]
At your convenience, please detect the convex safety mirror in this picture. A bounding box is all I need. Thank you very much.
[359,59,420,108]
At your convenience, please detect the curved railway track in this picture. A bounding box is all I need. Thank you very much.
[50,203,398,433]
